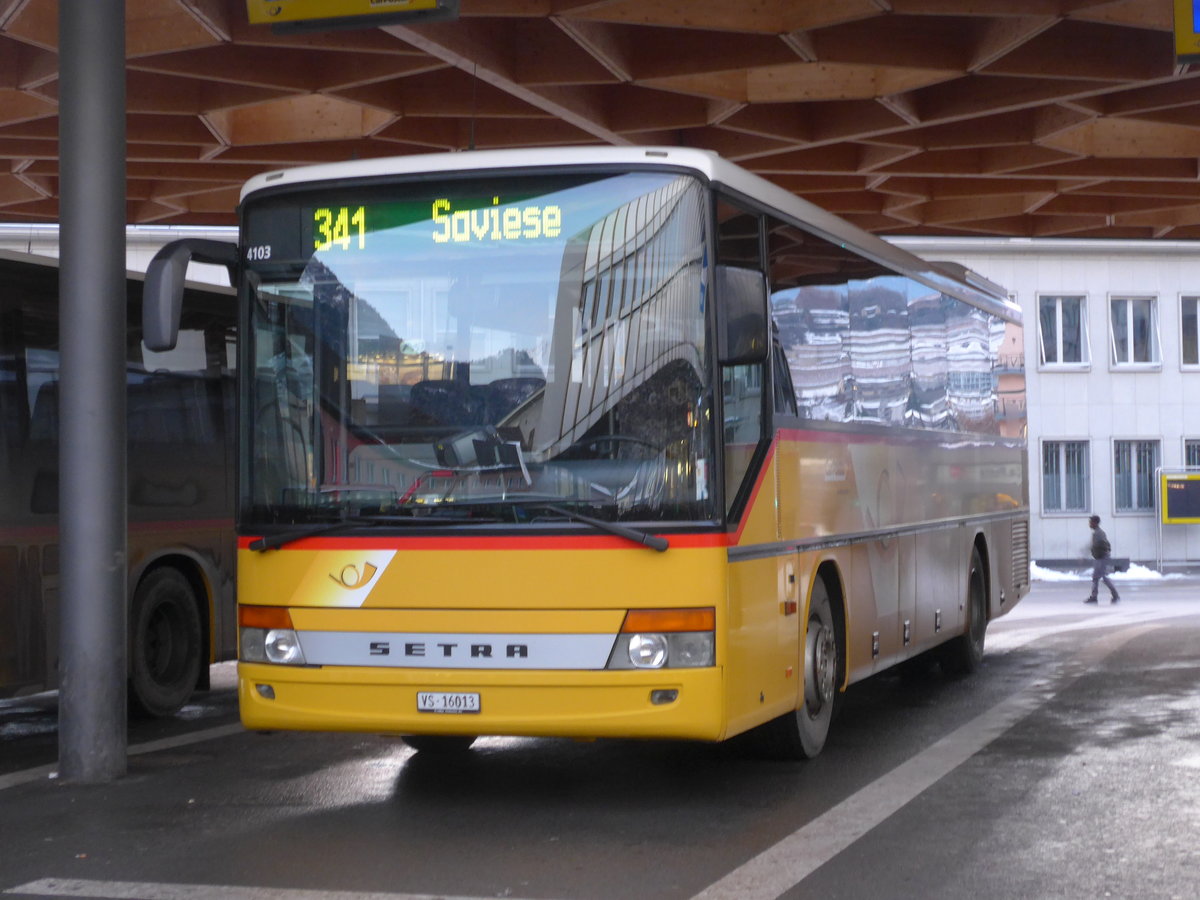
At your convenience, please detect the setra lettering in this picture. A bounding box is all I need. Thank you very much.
[369,640,532,661]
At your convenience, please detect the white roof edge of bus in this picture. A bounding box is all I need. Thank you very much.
[240,146,1019,321]
[0,246,235,296]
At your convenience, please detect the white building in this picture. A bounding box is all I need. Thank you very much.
[892,237,1200,570]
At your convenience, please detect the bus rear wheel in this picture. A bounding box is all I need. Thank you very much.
[128,567,203,718]
[940,546,987,676]
[750,577,841,760]
[401,735,477,754]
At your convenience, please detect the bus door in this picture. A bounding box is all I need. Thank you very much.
[718,199,797,729]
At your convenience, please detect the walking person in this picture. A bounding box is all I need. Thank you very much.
[1085,515,1119,604]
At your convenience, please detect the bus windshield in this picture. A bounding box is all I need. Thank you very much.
[241,170,716,528]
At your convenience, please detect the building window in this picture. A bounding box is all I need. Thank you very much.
[1042,440,1089,512]
[1186,438,1200,468]
[1038,295,1088,366]
[1114,439,1159,513]
[1110,296,1159,366]
[1183,296,1199,367]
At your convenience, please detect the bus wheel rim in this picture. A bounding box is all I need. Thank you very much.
[805,621,835,712]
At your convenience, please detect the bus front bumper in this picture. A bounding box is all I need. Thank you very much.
[238,662,727,742]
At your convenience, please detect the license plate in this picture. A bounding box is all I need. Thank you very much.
[417,691,480,714]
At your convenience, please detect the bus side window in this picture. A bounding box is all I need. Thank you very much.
[716,196,768,514]
[772,341,797,417]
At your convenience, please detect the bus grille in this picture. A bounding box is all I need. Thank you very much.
[1011,519,1030,589]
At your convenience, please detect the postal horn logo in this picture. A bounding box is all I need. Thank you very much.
[330,562,378,590]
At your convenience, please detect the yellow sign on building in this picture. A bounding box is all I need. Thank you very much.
[1162,473,1200,524]
[246,0,452,27]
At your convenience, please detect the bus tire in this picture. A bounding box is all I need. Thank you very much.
[401,735,476,754]
[750,576,841,760]
[128,567,203,718]
[941,546,987,676]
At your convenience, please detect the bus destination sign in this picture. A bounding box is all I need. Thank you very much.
[311,198,563,252]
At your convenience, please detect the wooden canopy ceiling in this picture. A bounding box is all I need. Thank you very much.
[2,0,1199,238]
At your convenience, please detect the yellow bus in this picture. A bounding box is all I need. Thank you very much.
[146,147,1029,757]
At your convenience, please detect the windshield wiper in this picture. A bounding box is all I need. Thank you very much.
[529,503,669,552]
[248,512,496,552]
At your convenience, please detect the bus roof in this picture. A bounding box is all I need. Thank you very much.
[241,146,1019,323]
[0,247,235,296]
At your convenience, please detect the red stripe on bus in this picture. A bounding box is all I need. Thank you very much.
[238,531,732,551]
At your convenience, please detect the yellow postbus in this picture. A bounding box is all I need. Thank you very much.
[146,147,1029,758]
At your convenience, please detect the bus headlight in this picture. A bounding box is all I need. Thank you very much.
[240,627,307,665]
[609,631,714,669]
[265,628,306,665]
[241,626,267,662]
[606,608,716,670]
[670,631,714,667]
[239,606,305,665]
[628,633,669,668]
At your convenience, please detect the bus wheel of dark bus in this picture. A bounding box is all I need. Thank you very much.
[401,735,477,754]
[128,567,203,718]
[750,576,842,760]
[940,546,987,677]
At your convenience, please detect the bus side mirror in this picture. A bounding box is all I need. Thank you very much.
[144,239,239,351]
[716,264,769,366]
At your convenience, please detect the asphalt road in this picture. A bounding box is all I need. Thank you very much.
[1,575,1198,900]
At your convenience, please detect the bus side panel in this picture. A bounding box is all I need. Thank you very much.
[720,561,796,744]
[725,450,802,738]
[774,431,887,686]
[773,427,1026,687]
[984,516,1030,618]
[910,527,963,656]
[0,544,49,696]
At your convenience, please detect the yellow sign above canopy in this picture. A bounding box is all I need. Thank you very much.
[246,0,458,31]
[1174,0,1200,63]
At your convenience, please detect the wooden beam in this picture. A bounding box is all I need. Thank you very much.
[1042,117,1200,157]
[0,169,41,205]
[968,15,1057,71]
[206,95,393,146]
[919,192,1047,223]
[177,0,232,42]
[513,19,619,85]
[557,0,886,33]
[0,86,53,125]
[982,20,1175,83]
[384,20,631,144]
[126,0,221,58]
[552,16,634,81]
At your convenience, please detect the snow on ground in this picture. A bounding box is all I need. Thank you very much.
[1031,561,1187,581]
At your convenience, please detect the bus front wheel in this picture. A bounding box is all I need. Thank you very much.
[750,577,841,760]
[128,567,203,718]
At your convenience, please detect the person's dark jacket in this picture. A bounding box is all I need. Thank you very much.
[1091,527,1112,560]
